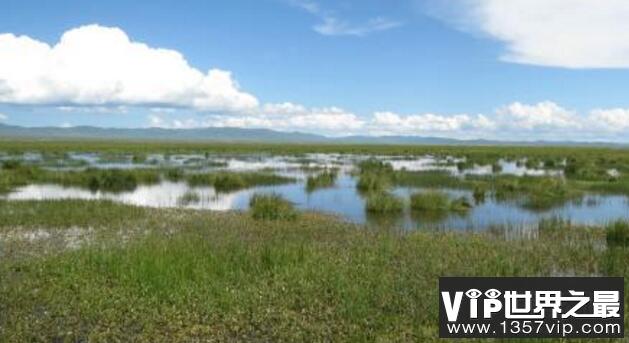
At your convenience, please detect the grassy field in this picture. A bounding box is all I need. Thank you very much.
[1,141,629,341]
[0,199,627,342]
[1,139,629,160]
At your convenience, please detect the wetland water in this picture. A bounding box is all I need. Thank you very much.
[2,153,628,230]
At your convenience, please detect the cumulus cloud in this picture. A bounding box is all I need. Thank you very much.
[588,108,629,131]
[367,101,629,140]
[0,24,258,111]
[146,99,629,141]
[149,103,365,135]
[0,113,7,121]
[370,111,494,135]
[496,101,582,130]
[430,0,629,68]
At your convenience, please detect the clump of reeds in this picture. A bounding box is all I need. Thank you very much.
[249,193,298,221]
[355,159,394,193]
[186,172,294,192]
[87,170,139,193]
[306,170,338,192]
[606,221,629,248]
[356,172,390,193]
[365,192,404,213]
[177,191,201,206]
[410,191,472,212]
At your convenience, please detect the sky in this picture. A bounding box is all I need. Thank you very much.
[1,0,629,142]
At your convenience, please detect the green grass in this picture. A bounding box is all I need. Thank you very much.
[186,172,294,192]
[357,159,394,174]
[131,153,147,164]
[177,190,201,206]
[355,159,395,193]
[305,170,338,192]
[472,185,487,203]
[393,170,469,189]
[365,192,404,213]
[1,159,23,170]
[491,176,581,210]
[249,193,298,221]
[0,165,162,193]
[1,140,629,174]
[0,199,625,342]
[410,191,471,212]
[356,171,391,193]
[55,168,161,193]
[607,221,629,248]
[164,168,184,181]
[410,191,450,211]
[491,162,502,173]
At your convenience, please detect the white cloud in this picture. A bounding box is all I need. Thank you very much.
[314,17,402,37]
[289,0,320,14]
[290,0,402,36]
[148,115,205,130]
[149,103,365,134]
[433,0,629,68]
[0,112,7,121]
[0,24,258,111]
[57,105,128,114]
[370,111,494,135]
[496,101,581,130]
[147,100,629,141]
[588,108,629,131]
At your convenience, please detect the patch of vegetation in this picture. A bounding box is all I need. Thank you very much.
[410,191,472,212]
[357,159,394,174]
[490,175,580,210]
[450,196,473,212]
[51,168,161,193]
[606,221,629,248]
[1,159,23,170]
[393,170,469,189]
[564,158,610,181]
[410,191,449,211]
[165,168,185,181]
[473,185,487,204]
[131,153,147,164]
[538,217,573,233]
[356,172,391,193]
[525,158,541,169]
[249,193,298,221]
[491,162,503,174]
[186,172,295,192]
[355,159,394,193]
[365,192,404,213]
[456,160,474,172]
[0,199,622,341]
[0,163,44,194]
[177,191,201,206]
[305,170,338,192]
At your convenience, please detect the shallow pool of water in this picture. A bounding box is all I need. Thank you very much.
[4,171,628,231]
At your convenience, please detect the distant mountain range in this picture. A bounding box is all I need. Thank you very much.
[0,123,623,146]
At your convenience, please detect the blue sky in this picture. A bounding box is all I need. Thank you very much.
[1,0,629,141]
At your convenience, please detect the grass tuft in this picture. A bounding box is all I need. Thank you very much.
[306,170,338,192]
[410,191,472,212]
[410,191,451,211]
[187,172,295,192]
[249,193,298,221]
[365,192,404,213]
[177,191,201,206]
[606,221,629,248]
